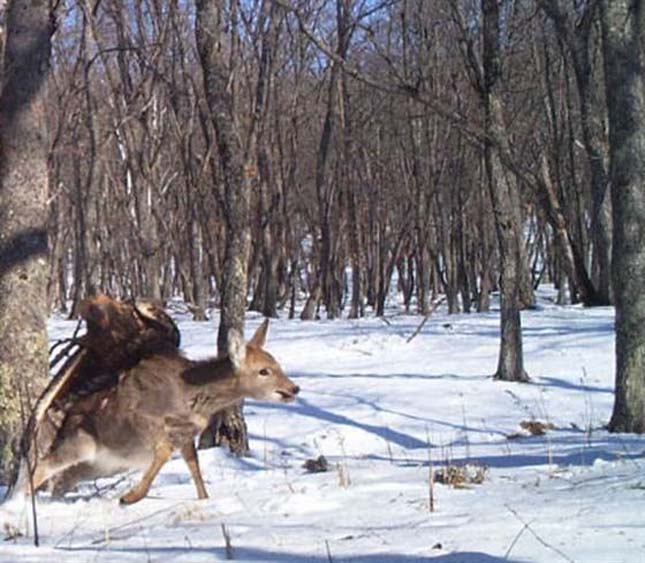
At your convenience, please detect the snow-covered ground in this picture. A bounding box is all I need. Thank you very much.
[2,290,644,562]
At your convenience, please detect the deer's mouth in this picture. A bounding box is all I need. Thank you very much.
[275,390,297,402]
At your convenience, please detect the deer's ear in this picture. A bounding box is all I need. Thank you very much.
[248,318,269,348]
[228,329,246,369]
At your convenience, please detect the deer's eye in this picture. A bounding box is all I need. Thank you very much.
[259,368,270,376]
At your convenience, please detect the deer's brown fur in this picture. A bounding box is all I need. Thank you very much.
[26,319,298,504]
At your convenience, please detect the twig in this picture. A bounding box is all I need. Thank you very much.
[406,297,446,343]
[17,389,39,546]
[504,504,576,562]
[48,340,84,375]
[325,539,334,563]
[504,519,529,559]
[90,503,184,544]
[221,523,235,560]
[273,0,487,149]
[425,425,435,512]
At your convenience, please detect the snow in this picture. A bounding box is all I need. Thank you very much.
[2,289,644,562]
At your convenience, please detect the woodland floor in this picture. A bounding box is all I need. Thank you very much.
[1,287,644,562]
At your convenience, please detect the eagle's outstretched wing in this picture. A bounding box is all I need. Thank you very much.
[19,295,180,493]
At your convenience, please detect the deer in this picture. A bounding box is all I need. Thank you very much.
[20,319,299,505]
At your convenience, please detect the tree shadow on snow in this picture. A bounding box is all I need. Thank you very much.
[254,396,428,449]
[366,432,645,471]
[252,387,508,450]
[58,544,527,562]
[249,379,645,472]
[536,375,612,394]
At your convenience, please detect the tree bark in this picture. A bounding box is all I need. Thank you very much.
[481,0,529,382]
[601,0,645,433]
[196,0,250,455]
[0,0,53,481]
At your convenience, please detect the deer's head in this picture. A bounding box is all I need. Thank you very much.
[228,320,299,403]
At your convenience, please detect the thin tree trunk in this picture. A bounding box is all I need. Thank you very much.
[539,0,611,305]
[537,152,599,305]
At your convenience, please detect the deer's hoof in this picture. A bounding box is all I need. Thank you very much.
[119,490,144,505]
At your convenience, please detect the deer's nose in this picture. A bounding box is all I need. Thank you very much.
[292,385,300,395]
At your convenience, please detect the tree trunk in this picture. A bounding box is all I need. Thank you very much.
[0,0,53,481]
[601,0,645,433]
[196,0,250,455]
[537,152,600,305]
[482,0,529,382]
[539,0,612,305]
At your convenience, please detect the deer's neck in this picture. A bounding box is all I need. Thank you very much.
[182,357,243,418]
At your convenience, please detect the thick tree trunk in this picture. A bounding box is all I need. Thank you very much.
[482,0,529,382]
[0,0,52,481]
[485,132,529,382]
[601,0,645,433]
[196,0,250,455]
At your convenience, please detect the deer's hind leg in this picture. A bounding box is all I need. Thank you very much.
[119,441,173,505]
[180,441,208,500]
[30,429,97,494]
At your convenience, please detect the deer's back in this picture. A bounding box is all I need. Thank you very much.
[66,352,195,463]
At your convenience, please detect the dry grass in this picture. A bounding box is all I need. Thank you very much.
[3,522,23,542]
[433,462,488,489]
[303,455,329,473]
[507,419,556,439]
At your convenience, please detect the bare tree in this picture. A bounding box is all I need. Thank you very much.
[0,0,53,480]
[449,0,530,381]
[601,0,645,433]
[4,1,636,433]
[196,0,251,454]
[480,0,529,382]
[539,0,611,306]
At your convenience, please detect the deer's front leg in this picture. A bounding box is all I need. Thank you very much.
[180,441,208,500]
[120,441,173,505]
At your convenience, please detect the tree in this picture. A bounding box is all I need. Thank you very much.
[300,0,355,320]
[1,1,631,348]
[0,0,53,480]
[480,0,529,382]
[539,0,612,306]
[449,0,530,381]
[195,0,251,454]
[601,0,645,433]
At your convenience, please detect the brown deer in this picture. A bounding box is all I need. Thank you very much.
[23,319,299,504]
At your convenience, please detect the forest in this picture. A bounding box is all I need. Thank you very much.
[24,1,615,318]
[0,1,644,558]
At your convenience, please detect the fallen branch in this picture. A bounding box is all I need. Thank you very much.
[406,297,447,343]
